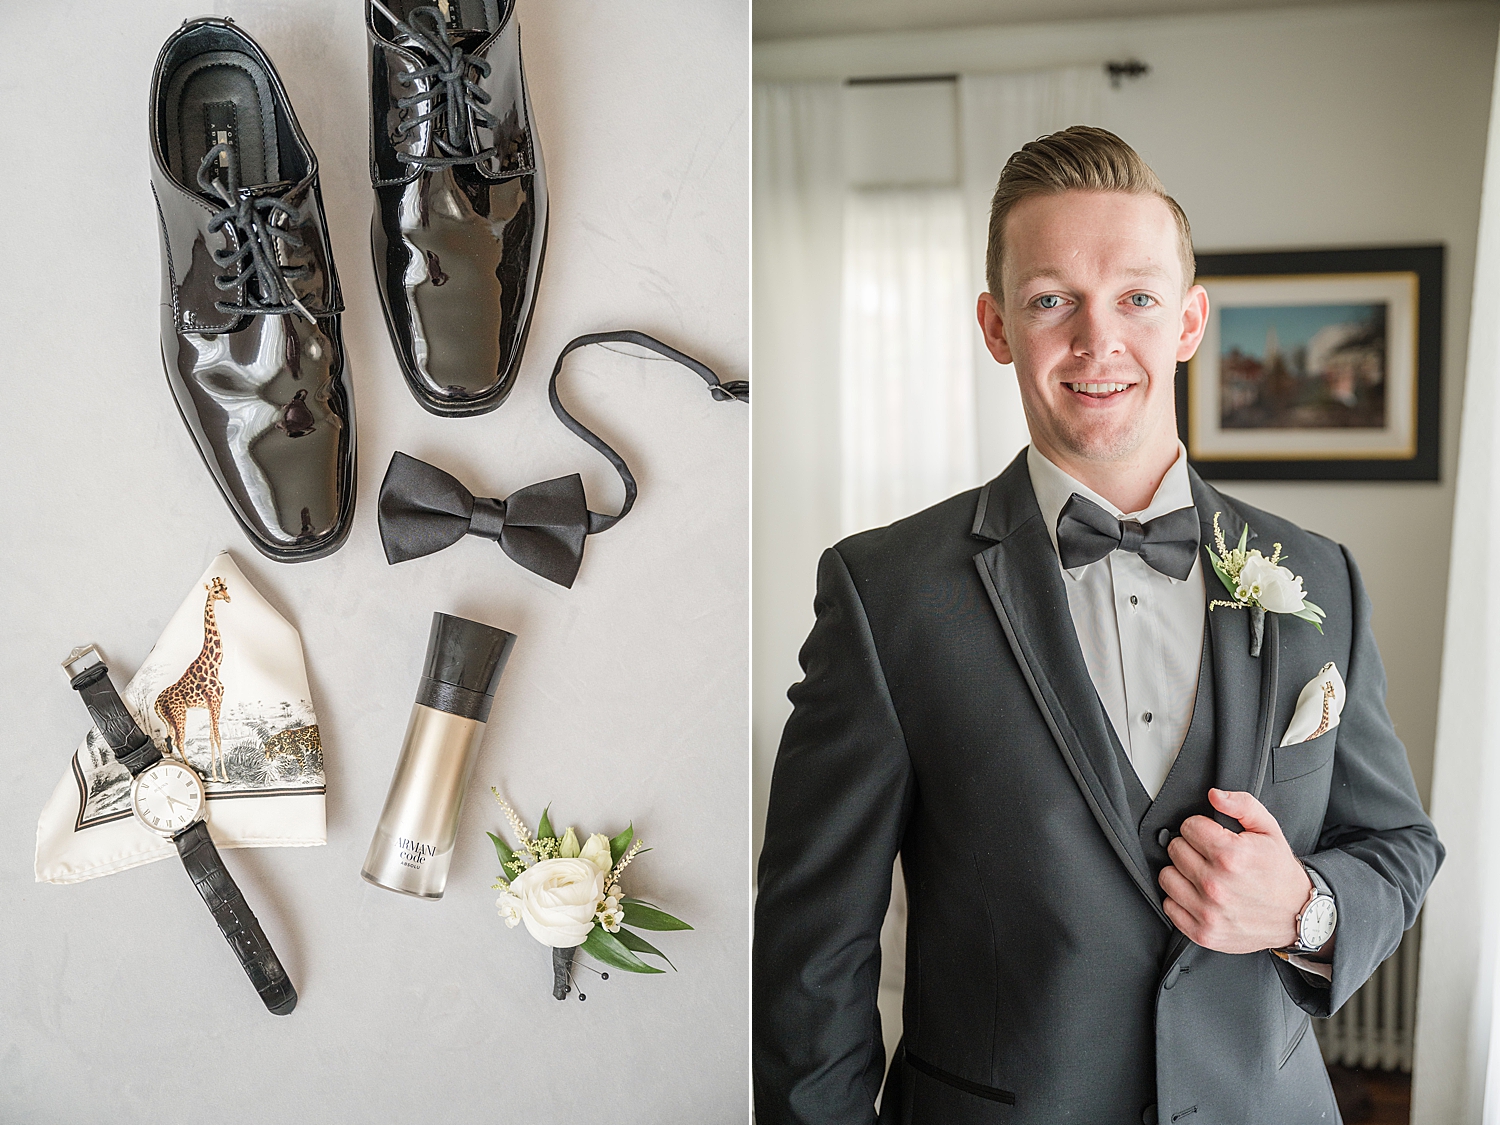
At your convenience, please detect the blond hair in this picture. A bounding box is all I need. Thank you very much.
[984,125,1194,297]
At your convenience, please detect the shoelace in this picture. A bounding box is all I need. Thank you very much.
[372,0,499,169]
[196,143,315,322]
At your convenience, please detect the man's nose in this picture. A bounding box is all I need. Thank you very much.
[1072,300,1126,360]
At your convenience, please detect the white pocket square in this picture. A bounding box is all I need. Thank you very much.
[1280,662,1345,747]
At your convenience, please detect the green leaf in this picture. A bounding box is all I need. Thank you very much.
[537,805,555,841]
[622,901,693,931]
[609,823,635,867]
[487,831,517,876]
[581,926,664,974]
[1237,522,1249,552]
[1205,546,1238,598]
[1291,608,1325,632]
[615,926,677,971]
[1301,599,1325,618]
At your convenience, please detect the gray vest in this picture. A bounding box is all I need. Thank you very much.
[1108,624,1217,876]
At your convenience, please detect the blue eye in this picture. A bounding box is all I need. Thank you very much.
[1130,293,1154,307]
[1037,294,1062,309]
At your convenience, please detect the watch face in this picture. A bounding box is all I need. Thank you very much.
[131,761,205,836]
[1301,896,1337,950]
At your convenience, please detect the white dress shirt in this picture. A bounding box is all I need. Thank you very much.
[1026,443,1206,798]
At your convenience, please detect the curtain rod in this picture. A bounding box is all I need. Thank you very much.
[845,60,1149,89]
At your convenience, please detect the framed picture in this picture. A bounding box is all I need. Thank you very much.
[1176,245,1443,480]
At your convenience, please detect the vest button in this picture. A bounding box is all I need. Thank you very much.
[1164,965,1182,989]
[1142,1104,1158,1125]
[1157,828,1172,848]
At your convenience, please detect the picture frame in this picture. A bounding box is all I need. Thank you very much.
[1176,244,1443,481]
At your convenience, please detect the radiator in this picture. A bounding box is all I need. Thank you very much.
[1313,921,1421,1072]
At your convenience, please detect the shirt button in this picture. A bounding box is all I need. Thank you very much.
[1157,828,1172,847]
[1144,712,1153,724]
[1130,595,1139,606]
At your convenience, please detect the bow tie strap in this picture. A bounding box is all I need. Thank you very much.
[549,330,748,535]
[1055,493,1199,581]
[378,331,747,587]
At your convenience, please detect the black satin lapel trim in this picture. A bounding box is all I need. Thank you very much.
[974,524,1162,923]
[1193,475,1281,819]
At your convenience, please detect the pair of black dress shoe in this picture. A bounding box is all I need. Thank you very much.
[149,3,546,561]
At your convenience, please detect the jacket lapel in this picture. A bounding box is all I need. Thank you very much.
[972,453,1162,921]
[1190,472,1281,808]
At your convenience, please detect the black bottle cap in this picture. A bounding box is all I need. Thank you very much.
[415,613,516,722]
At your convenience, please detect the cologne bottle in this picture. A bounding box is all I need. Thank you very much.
[362,613,516,898]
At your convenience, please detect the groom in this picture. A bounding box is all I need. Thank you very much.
[753,127,1443,1124]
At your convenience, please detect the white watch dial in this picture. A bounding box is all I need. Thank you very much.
[131,762,205,836]
[1300,896,1337,950]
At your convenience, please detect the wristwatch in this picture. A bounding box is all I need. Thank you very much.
[1285,862,1337,954]
[63,644,297,1015]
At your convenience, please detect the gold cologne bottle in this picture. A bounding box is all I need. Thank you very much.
[362,613,516,898]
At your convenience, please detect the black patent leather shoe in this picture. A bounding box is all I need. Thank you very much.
[367,0,547,416]
[150,18,356,561]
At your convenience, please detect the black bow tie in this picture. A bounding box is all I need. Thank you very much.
[377,331,747,587]
[379,454,593,587]
[1055,493,1199,581]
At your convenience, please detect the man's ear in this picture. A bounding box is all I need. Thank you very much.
[1177,284,1209,363]
[978,291,1014,365]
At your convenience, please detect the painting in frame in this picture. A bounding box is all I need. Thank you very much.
[1176,245,1442,481]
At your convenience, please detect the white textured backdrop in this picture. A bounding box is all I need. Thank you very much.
[0,1,749,1121]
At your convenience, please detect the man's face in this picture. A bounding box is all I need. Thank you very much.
[977,190,1208,469]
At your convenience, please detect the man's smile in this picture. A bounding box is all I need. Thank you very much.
[1065,380,1135,399]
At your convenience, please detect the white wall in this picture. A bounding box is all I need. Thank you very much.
[754,0,1497,867]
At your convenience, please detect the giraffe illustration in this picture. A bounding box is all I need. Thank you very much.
[154,577,232,783]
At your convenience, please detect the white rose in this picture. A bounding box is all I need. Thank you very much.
[509,857,605,947]
[579,832,614,877]
[1236,551,1307,614]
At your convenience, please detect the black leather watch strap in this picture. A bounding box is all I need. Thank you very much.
[69,662,161,776]
[174,820,298,1016]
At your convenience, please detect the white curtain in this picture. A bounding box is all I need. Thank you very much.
[1411,34,1500,1125]
[840,187,978,534]
[751,81,845,867]
[958,68,1107,478]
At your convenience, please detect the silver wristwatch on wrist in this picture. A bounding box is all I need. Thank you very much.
[1285,863,1337,954]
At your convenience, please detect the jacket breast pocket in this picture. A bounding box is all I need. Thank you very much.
[1272,728,1336,784]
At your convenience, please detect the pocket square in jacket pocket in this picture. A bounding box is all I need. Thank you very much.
[1280,662,1345,747]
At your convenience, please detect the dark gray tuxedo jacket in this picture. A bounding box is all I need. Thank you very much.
[753,453,1443,1125]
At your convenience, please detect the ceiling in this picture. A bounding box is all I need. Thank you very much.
[755,0,1394,41]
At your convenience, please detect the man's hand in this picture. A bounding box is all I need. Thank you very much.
[1158,788,1311,954]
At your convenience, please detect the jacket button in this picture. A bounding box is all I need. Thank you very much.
[1163,965,1181,989]
[1142,1104,1157,1125]
[1157,828,1172,848]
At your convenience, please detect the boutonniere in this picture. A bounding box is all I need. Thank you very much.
[489,789,692,1001]
[1206,512,1325,657]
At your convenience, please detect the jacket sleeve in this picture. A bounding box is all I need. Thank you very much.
[1276,545,1445,1016]
[753,546,915,1125]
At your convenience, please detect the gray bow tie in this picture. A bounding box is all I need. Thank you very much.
[1055,493,1199,580]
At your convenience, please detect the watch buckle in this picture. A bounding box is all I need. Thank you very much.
[61,643,105,681]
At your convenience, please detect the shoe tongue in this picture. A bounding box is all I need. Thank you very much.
[241,180,296,201]
[394,24,488,57]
